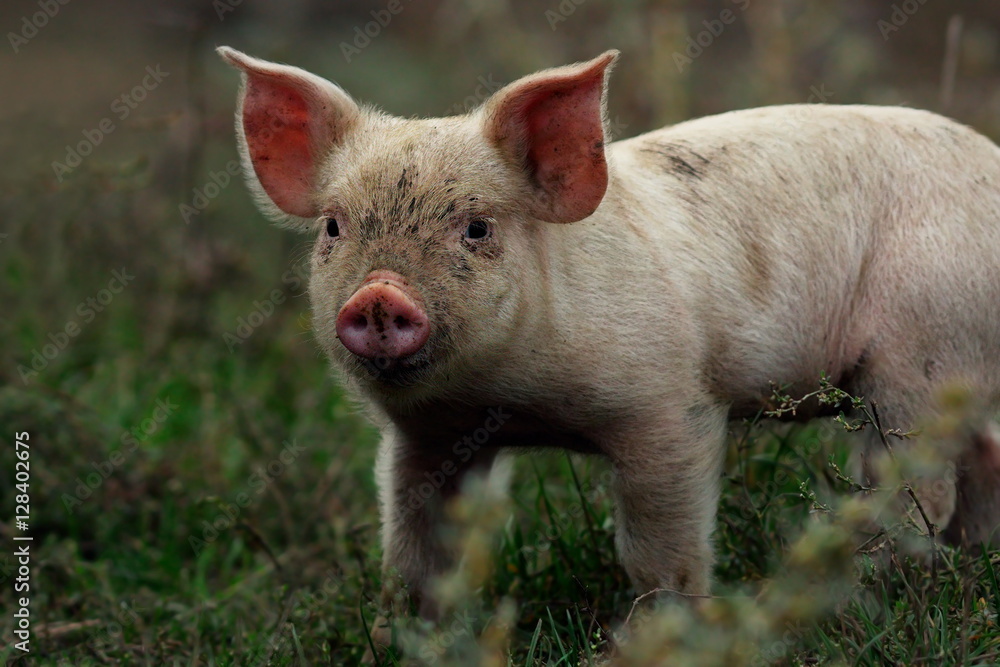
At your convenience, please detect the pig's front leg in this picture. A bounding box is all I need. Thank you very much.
[374,425,499,620]
[607,402,730,599]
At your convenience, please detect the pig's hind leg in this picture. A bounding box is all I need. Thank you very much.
[848,363,1000,546]
[942,423,1000,547]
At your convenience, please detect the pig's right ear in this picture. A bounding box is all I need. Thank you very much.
[481,51,618,224]
[217,47,361,225]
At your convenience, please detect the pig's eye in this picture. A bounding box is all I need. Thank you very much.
[324,217,340,238]
[464,218,491,241]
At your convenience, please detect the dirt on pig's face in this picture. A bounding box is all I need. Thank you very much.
[308,115,532,399]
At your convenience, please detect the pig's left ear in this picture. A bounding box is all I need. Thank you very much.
[481,51,619,224]
[218,46,361,225]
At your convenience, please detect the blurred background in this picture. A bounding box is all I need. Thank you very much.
[2,0,999,664]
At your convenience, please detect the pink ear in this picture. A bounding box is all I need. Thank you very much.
[482,51,618,224]
[218,47,360,219]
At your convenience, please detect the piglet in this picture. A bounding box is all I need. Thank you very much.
[218,47,1000,619]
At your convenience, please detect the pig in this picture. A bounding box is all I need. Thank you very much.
[217,46,1000,620]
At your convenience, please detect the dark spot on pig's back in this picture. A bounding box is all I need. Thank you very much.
[669,156,701,179]
[640,142,712,180]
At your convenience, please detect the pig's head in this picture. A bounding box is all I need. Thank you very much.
[218,47,618,403]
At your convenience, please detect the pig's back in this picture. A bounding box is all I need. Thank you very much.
[604,104,1000,411]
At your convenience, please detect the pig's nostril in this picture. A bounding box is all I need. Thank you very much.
[394,315,412,330]
[349,313,368,330]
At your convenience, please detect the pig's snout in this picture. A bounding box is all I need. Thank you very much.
[336,272,430,363]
